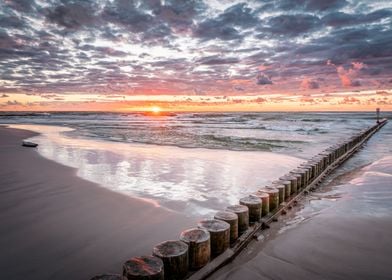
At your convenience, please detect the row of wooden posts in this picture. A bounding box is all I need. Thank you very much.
[91,119,388,280]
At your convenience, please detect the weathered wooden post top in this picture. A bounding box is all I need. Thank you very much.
[123,256,164,280]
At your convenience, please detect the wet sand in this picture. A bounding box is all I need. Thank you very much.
[0,127,194,280]
[211,156,392,280]
[8,124,303,217]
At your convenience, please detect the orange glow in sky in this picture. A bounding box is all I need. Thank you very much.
[150,106,161,113]
[0,90,391,112]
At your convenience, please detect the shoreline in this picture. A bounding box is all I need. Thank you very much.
[6,123,303,217]
[0,126,194,280]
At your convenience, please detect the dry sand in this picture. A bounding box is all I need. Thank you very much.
[0,127,194,280]
[211,156,392,280]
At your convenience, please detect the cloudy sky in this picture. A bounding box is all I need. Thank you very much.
[0,0,391,111]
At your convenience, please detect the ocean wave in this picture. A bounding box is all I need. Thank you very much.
[3,112,390,156]
[69,127,307,152]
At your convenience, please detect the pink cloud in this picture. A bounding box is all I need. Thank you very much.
[328,60,365,87]
[300,78,319,89]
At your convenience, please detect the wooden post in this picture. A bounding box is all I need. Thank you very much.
[280,174,297,194]
[259,187,279,211]
[226,204,249,234]
[290,169,305,189]
[90,274,123,280]
[272,184,285,204]
[280,180,291,200]
[300,164,313,183]
[214,210,238,243]
[123,256,164,280]
[239,195,262,223]
[198,219,230,258]
[252,191,269,217]
[180,228,210,270]
[153,240,188,280]
[289,172,302,190]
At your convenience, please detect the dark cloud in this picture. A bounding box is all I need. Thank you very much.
[322,9,392,27]
[0,94,9,98]
[193,20,242,41]
[262,14,321,36]
[277,0,348,12]
[196,56,240,65]
[102,0,154,33]
[0,14,28,29]
[215,3,259,28]
[256,73,273,85]
[45,1,99,29]
[193,3,257,41]
[144,0,206,32]
[79,44,128,57]
[3,0,36,12]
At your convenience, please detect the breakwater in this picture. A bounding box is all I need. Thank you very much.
[91,118,388,280]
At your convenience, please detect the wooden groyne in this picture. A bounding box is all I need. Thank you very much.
[91,118,388,280]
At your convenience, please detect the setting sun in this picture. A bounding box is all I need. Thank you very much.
[150,106,161,114]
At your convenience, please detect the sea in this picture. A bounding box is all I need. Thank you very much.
[1,111,391,217]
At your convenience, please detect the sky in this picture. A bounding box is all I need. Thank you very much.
[0,0,392,111]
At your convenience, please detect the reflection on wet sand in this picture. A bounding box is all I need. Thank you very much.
[11,124,302,217]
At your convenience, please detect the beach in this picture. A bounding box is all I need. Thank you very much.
[1,0,392,278]
[0,126,194,280]
[1,112,391,280]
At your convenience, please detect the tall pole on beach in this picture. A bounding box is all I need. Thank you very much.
[376,108,380,123]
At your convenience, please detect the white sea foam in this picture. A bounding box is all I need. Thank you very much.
[10,124,303,216]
